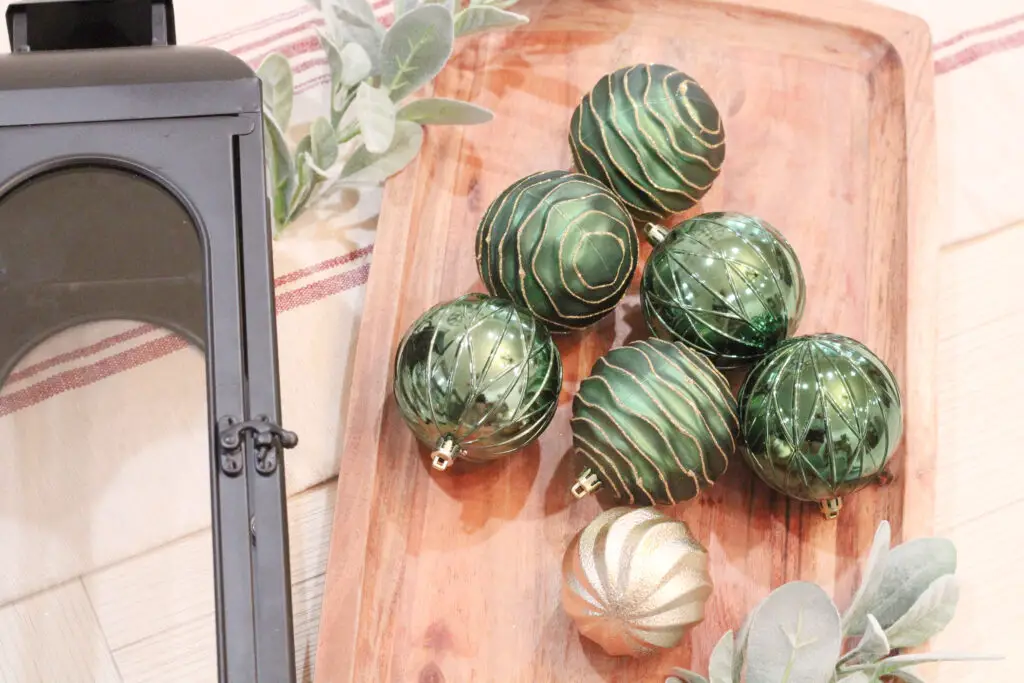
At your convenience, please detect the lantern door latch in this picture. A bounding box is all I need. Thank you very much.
[217,415,298,476]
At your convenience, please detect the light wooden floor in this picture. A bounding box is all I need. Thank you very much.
[0,230,1019,682]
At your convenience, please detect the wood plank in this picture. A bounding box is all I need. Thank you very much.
[935,224,1024,530]
[927,226,1024,680]
[81,482,336,681]
[315,0,938,679]
[0,580,122,683]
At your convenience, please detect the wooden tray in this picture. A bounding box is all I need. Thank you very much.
[314,0,938,680]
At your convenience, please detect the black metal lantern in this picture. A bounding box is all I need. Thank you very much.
[1,1,298,680]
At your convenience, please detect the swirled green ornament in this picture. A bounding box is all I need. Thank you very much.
[475,170,637,332]
[737,334,904,519]
[393,294,562,471]
[570,338,739,505]
[641,212,806,369]
[569,63,725,223]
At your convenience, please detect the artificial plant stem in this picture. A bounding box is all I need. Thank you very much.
[333,87,358,128]
[337,123,362,144]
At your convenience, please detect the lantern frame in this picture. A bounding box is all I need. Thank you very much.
[1,2,299,681]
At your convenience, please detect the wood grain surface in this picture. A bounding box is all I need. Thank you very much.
[315,0,938,680]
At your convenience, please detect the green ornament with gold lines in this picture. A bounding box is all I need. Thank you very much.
[476,170,638,332]
[569,63,726,224]
[393,293,563,472]
[569,338,739,505]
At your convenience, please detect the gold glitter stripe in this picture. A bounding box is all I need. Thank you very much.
[596,353,710,488]
[600,68,676,213]
[571,412,654,504]
[635,340,737,450]
[642,70,721,175]
[581,372,698,502]
[573,435,626,501]
[618,344,731,480]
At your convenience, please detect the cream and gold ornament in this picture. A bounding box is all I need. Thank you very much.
[561,507,714,657]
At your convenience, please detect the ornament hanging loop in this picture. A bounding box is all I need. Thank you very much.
[820,497,842,520]
[431,435,462,472]
[571,469,602,499]
[644,223,669,246]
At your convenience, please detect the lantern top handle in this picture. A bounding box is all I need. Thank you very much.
[6,0,176,53]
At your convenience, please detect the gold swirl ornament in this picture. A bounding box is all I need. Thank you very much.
[561,507,714,657]
[569,63,725,223]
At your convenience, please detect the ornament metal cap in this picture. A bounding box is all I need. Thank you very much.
[820,497,843,520]
[571,468,602,498]
[431,435,462,472]
[644,222,669,246]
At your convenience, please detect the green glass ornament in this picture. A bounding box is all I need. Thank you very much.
[641,212,806,369]
[393,293,563,471]
[568,63,725,224]
[570,338,739,505]
[737,334,904,519]
[475,170,638,332]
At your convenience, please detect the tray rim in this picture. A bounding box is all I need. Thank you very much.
[313,0,938,678]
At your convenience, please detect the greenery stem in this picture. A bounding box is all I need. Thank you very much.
[337,123,362,144]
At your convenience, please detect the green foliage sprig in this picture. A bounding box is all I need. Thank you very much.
[257,0,528,235]
[668,521,1000,683]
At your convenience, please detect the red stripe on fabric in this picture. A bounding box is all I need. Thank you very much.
[0,262,373,416]
[197,5,313,46]
[4,248,373,384]
[275,245,374,287]
[248,36,321,68]
[936,28,1024,74]
[276,262,372,312]
[8,324,157,384]
[0,336,190,418]
[934,12,1024,50]
[296,73,331,95]
[294,56,328,75]
[230,19,325,59]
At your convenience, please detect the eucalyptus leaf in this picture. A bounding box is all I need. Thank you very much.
[470,0,522,7]
[262,112,294,226]
[666,670,708,683]
[310,117,340,169]
[380,4,454,101]
[340,42,373,87]
[354,82,397,153]
[340,120,423,183]
[851,614,891,662]
[453,5,528,37]
[394,0,419,16]
[316,29,345,110]
[322,0,384,71]
[287,152,316,222]
[842,521,891,635]
[423,0,455,12]
[708,631,734,683]
[874,653,1001,676]
[745,581,842,683]
[864,538,957,631]
[884,575,959,648]
[295,134,312,160]
[733,600,762,683]
[891,670,927,683]
[256,53,294,131]
[397,97,493,125]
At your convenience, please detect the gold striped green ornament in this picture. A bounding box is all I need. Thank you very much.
[476,170,638,332]
[641,212,806,369]
[570,338,739,505]
[569,63,725,224]
[393,293,563,472]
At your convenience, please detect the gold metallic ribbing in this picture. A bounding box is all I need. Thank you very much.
[561,507,714,657]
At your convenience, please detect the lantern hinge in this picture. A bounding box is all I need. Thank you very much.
[217,415,298,476]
